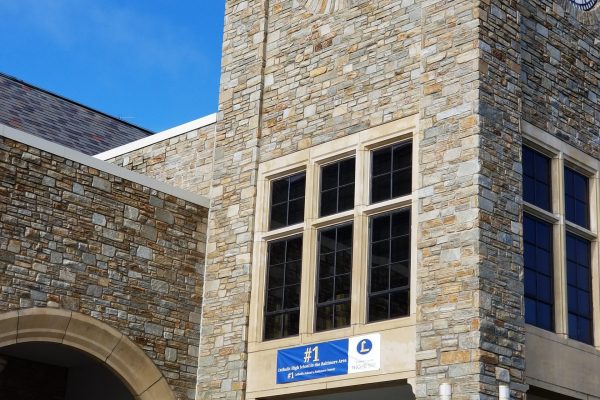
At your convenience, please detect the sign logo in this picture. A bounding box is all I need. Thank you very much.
[356,339,372,355]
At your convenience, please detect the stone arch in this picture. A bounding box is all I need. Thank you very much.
[0,308,175,400]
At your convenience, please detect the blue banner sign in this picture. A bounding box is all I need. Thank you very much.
[276,334,380,384]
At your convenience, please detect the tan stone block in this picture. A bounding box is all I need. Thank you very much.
[309,66,328,77]
[440,350,471,364]
[0,310,19,347]
[63,312,122,362]
[139,378,176,400]
[17,308,71,343]
[106,337,163,396]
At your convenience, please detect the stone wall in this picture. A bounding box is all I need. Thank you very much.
[0,135,208,400]
[520,0,600,159]
[107,123,217,197]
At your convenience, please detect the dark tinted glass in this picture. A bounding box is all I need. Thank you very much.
[270,173,306,230]
[264,236,303,340]
[566,233,593,345]
[522,146,551,211]
[316,223,353,331]
[320,158,355,217]
[564,168,589,229]
[523,214,554,332]
[368,208,410,322]
[371,142,412,204]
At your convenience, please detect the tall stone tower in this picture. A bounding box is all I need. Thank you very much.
[197,0,599,399]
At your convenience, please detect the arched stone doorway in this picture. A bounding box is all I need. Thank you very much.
[0,308,175,400]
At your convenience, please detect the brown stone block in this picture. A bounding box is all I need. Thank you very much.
[440,350,471,364]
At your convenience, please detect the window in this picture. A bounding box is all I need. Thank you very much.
[320,158,355,217]
[368,209,410,322]
[316,224,353,331]
[270,172,306,230]
[522,143,597,346]
[264,236,303,340]
[252,119,417,344]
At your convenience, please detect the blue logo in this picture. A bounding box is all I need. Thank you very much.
[356,339,372,355]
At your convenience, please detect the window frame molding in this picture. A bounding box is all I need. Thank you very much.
[249,115,419,352]
[522,121,600,349]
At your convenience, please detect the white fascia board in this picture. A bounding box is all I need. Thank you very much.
[94,113,217,161]
[0,123,210,209]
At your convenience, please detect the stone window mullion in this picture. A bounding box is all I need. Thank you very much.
[554,154,569,337]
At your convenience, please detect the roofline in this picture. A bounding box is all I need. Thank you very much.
[94,113,217,160]
[0,123,210,209]
[0,72,154,135]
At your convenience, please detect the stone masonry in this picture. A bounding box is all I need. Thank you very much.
[0,134,208,400]
[108,122,217,198]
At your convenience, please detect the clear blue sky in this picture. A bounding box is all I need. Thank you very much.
[0,1,226,132]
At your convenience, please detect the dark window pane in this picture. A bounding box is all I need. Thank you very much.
[320,158,355,217]
[270,204,287,230]
[316,305,334,331]
[392,169,411,198]
[320,189,338,217]
[372,215,390,242]
[391,237,409,263]
[319,278,334,303]
[393,143,412,170]
[339,158,355,186]
[566,233,592,345]
[316,223,354,332]
[368,294,389,322]
[390,262,409,288]
[338,184,355,212]
[288,198,305,225]
[268,265,284,288]
[370,266,389,293]
[371,241,390,267]
[390,290,409,318]
[319,254,335,278]
[270,172,306,230]
[322,163,339,191]
[392,210,410,236]
[334,303,351,328]
[522,213,554,332]
[565,168,589,228]
[522,146,551,211]
[265,236,303,341]
[371,174,391,203]
[372,148,391,176]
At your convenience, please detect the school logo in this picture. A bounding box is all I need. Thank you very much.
[356,339,372,355]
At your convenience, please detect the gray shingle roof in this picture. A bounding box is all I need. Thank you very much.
[0,73,153,155]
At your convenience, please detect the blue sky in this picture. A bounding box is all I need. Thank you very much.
[0,1,225,132]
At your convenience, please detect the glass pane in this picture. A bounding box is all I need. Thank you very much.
[266,288,283,312]
[390,262,409,288]
[316,305,333,331]
[391,237,409,263]
[565,168,589,227]
[264,314,282,340]
[371,174,391,203]
[338,184,355,212]
[390,290,409,318]
[538,275,552,303]
[320,228,337,254]
[339,158,356,186]
[525,297,537,325]
[319,277,334,303]
[371,241,390,267]
[334,302,351,328]
[537,302,553,331]
[392,169,411,198]
[372,215,390,242]
[268,265,284,288]
[288,198,305,225]
[370,266,389,293]
[372,148,391,176]
[369,293,389,322]
[284,284,300,308]
[578,290,591,316]
[392,210,410,237]
[289,173,306,200]
[319,253,335,278]
[271,179,289,205]
[286,261,302,285]
[336,250,352,275]
[322,163,338,191]
[335,274,351,299]
[270,204,287,229]
[524,270,537,297]
[578,318,592,345]
[392,142,412,170]
[337,225,353,250]
[286,237,303,261]
[283,311,300,337]
[269,240,286,266]
[320,189,338,217]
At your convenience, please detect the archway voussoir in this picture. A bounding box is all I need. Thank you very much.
[106,336,163,396]
[16,308,71,343]
[139,377,177,400]
[63,311,122,362]
[0,310,19,348]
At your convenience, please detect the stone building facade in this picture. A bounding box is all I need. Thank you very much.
[1,0,600,399]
